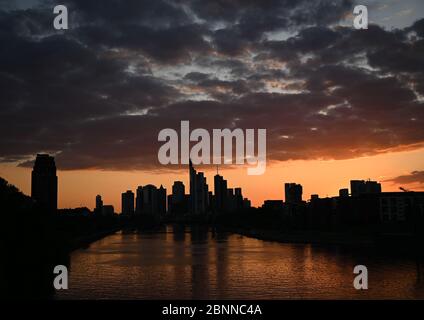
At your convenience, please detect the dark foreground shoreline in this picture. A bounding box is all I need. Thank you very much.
[214,226,423,260]
[68,221,423,258]
[67,228,121,252]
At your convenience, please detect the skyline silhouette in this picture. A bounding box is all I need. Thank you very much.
[18,154,423,233]
[0,154,421,212]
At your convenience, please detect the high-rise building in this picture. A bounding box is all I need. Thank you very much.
[189,160,208,214]
[135,186,143,215]
[172,181,185,203]
[95,195,103,214]
[226,188,237,212]
[169,181,187,215]
[214,174,228,213]
[142,184,159,215]
[31,154,58,211]
[243,198,251,209]
[158,185,167,215]
[197,172,209,213]
[285,183,303,204]
[235,188,242,197]
[189,159,197,214]
[121,190,134,215]
[234,187,243,210]
[135,184,167,216]
[350,180,381,196]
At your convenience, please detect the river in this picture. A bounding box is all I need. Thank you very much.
[56,225,424,299]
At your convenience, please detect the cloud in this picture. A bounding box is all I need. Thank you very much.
[384,171,424,185]
[0,1,424,171]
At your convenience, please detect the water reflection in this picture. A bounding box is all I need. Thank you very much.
[56,225,424,299]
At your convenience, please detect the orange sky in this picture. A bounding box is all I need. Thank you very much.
[1,147,423,211]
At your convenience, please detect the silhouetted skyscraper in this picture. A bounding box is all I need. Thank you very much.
[136,186,143,215]
[197,172,209,213]
[141,184,159,215]
[214,174,228,213]
[235,187,243,210]
[189,159,197,214]
[95,194,103,214]
[226,188,237,212]
[285,183,303,204]
[169,181,187,215]
[189,160,208,214]
[31,154,57,211]
[158,185,167,215]
[121,190,134,215]
[350,180,381,196]
[172,181,185,203]
[243,198,251,209]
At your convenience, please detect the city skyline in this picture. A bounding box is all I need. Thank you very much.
[14,153,422,215]
[2,149,424,210]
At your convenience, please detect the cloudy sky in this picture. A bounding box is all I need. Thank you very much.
[1,0,424,209]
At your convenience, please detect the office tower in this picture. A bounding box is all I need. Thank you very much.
[31,154,58,211]
[235,187,243,210]
[102,205,114,216]
[121,190,134,216]
[208,191,214,212]
[196,172,208,213]
[214,174,228,213]
[95,195,103,214]
[364,180,382,194]
[243,198,251,209]
[167,194,173,214]
[158,185,167,215]
[136,186,143,215]
[170,181,187,215]
[172,181,185,203]
[226,188,237,213]
[235,188,242,197]
[227,188,234,197]
[285,183,303,204]
[189,160,208,214]
[189,159,197,214]
[350,180,382,196]
[142,184,159,215]
[350,180,363,196]
[339,188,349,198]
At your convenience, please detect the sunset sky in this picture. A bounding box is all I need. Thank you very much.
[1,0,424,210]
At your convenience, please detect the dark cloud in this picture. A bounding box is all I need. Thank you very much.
[384,171,424,185]
[0,1,424,171]
[65,0,190,27]
[75,23,211,64]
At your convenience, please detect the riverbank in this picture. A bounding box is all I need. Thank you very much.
[66,227,122,252]
[219,226,375,246]
[220,226,424,257]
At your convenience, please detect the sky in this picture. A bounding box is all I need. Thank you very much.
[0,0,424,210]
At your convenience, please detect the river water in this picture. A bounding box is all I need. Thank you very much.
[56,225,424,299]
